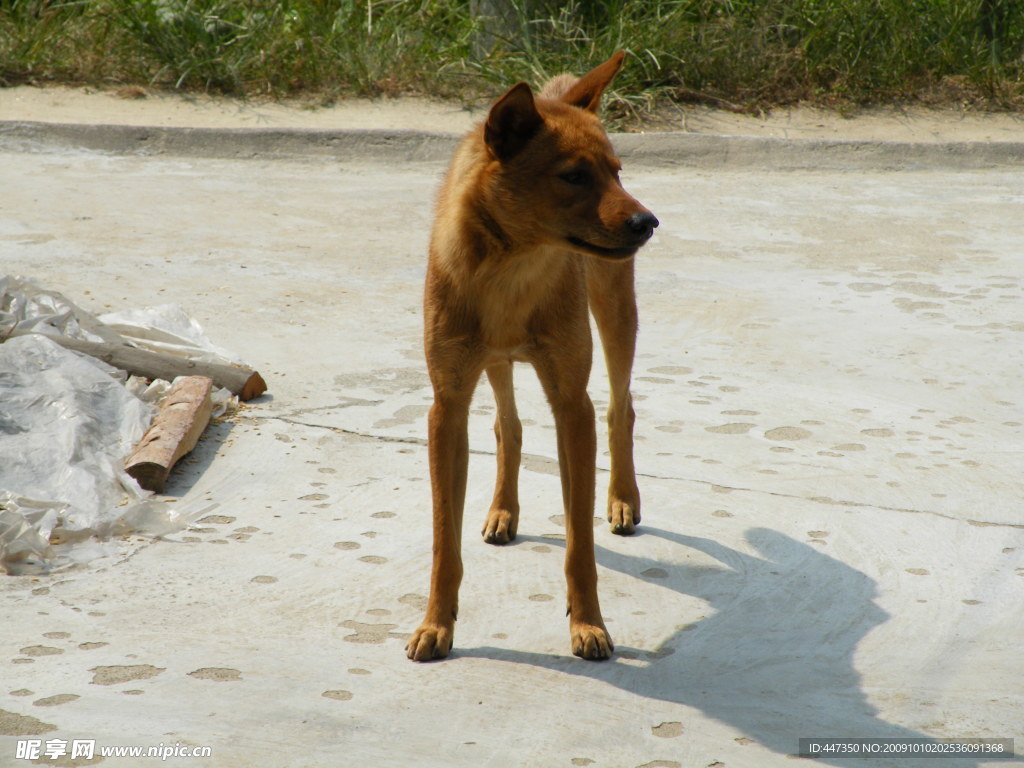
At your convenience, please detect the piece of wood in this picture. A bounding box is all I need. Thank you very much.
[125,376,215,493]
[3,328,267,400]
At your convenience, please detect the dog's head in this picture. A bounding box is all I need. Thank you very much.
[482,52,658,261]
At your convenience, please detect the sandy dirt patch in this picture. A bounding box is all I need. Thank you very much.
[2,84,1023,142]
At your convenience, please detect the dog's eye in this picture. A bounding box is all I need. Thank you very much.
[559,170,589,185]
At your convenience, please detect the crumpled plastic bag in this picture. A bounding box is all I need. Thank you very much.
[0,276,243,574]
[0,273,123,344]
[0,335,177,573]
[99,303,247,367]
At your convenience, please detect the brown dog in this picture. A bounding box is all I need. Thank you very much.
[406,52,658,662]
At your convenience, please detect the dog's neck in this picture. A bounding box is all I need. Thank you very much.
[471,196,513,255]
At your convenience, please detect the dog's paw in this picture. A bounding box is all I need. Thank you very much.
[607,499,639,536]
[406,623,453,662]
[570,622,614,661]
[482,507,518,545]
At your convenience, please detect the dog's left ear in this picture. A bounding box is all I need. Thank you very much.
[561,51,625,112]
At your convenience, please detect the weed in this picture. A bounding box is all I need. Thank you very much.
[1,0,1022,109]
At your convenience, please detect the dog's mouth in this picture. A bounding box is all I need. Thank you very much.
[566,236,639,260]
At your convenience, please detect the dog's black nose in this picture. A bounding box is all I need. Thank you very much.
[626,212,659,240]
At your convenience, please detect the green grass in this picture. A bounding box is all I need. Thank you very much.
[2,0,1022,113]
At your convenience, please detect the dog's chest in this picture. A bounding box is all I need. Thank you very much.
[472,251,573,355]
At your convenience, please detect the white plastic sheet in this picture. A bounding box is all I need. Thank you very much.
[100,303,247,367]
[0,273,122,344]
[0,276,240,574]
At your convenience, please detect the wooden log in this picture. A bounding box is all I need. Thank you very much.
[125,376,214,493]
[3,329,267,400]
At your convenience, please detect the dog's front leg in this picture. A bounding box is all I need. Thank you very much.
[558,391,613,660]
[406,386,475,661]
[586,258,641,535]
[536,351,613,660]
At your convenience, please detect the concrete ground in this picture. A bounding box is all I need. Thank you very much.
[1,92,1022,767]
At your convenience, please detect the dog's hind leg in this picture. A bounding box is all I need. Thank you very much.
[482,361,521,544]
[586,258,641,535]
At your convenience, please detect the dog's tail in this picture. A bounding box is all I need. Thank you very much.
[538,73,579,101]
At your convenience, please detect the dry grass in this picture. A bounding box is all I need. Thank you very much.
[2,0,1022,114]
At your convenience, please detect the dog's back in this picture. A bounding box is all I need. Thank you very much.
[538,72,579,100]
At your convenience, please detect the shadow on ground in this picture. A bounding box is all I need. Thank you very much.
[162,418,236,497]
[459,526,995,767]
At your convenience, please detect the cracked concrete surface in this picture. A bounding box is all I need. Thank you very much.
[0,112,1022,767]
[266,411,1020,530]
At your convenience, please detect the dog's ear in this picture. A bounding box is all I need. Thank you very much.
[485,82,543,161]
[560,51,625,112]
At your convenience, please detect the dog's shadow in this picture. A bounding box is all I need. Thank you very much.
[459,525,991,767]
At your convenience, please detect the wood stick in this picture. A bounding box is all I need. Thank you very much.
[2,328,267,400]
[125,376,214,493]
